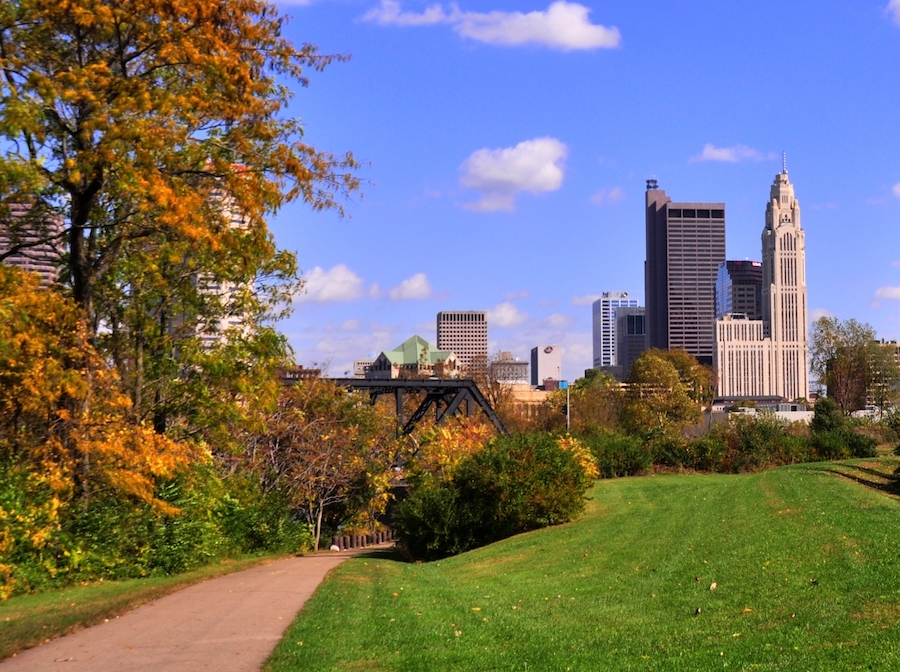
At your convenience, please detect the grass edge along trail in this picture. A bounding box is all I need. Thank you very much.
[266,460,900,672]
[0,553,285,660]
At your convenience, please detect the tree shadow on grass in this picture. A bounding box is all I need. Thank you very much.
[350,547,406,562]
[804,463,900,499]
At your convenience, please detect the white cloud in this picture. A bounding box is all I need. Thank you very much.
[489,302,529,328]
[590,186,624,206]
[453,1,620,49]
[875,286,900,300]
[340,319,362,331]
[504,289,529,300]
[689,144,769,163]
[889,0,900,26]
[389,272,433,300]
[544,313,573,329]
[809,307,835,323]
[363,0,449,25]
[460,137,567,212]
[296,264,367,303]
[892,182,900,198]
[302,325,398,377]
[363,0,621,50]
[571,294,601,306]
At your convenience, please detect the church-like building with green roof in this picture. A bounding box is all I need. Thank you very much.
[366,335,458,379]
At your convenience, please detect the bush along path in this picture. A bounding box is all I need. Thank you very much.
[0,548,379,672]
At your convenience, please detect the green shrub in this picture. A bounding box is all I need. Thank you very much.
[395,433,589,561]
[391,482,471,561]
[846,431,877,458]
[578,431,651,477]
[811,397,845,434]
[810,430,850,461]
[217,479,313,555]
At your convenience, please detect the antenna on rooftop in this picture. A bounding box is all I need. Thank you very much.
[782,151,787,174]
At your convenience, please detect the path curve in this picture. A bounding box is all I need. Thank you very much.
[0,548,374,672]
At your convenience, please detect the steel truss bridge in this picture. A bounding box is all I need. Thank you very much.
[330,378,508,436]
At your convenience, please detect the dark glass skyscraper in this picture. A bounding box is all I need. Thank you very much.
[715,260,763,320]
[644,181,725,366]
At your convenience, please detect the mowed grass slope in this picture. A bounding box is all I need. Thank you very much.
[267,461,900,671]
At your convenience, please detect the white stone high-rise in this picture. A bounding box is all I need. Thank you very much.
[761,167,809,400]
[715,163,809,400]
[591,291,638,368]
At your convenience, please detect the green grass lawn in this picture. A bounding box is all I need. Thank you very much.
[0,554,280,659]
[266,460,900,671]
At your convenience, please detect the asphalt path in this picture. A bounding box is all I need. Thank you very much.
[0,548,374,672]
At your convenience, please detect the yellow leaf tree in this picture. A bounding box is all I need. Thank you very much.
[252,380,395,551]
[0,0,358,327]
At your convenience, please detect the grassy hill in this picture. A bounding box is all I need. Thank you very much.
[266,459,900,671]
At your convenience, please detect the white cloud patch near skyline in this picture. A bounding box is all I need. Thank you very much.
[389,272,433,300]
[690,144,771,163]
[489,302,529,328]
[362,0,621,50]
[571,294,600,306]
[296,264,369,303]
[590,185,624,206]
[892,182,900,198]
[809,307,835,323]
[460,137,567,212]
[888,0,900,26]
[544,313,573,329]
[875,286,900,300]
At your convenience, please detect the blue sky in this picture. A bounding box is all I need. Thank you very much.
[267,0,900,380]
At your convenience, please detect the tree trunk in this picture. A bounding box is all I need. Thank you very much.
[314,504,324,551]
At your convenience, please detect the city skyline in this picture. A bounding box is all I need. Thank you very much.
[267,1,900,381]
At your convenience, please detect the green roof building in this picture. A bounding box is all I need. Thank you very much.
[367,335,458,379]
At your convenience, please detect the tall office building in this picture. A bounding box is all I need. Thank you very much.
[0,203,63,287]
[197,189,253,347]
[616,306,647,377]
[531,345,562,386]
[715,164,809,400]
[436,311,488,372]
[592,291,638,368]
[761,166,809,400]
[715,260,763,320]
[645,181,726,365]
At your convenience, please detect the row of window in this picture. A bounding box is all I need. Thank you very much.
[667,209,725,219]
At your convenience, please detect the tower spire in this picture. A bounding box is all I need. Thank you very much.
[782,151,787,174]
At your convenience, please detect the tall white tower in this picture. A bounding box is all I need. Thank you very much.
[761,161,809,401]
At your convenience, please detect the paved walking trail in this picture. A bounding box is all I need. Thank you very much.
[0,548,377,672]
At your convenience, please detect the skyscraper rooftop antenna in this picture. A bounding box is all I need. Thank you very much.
[782,152,787,174]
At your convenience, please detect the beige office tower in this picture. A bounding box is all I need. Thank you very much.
[761,167,809,400]
[197,189,252,347]
[436,311,488,372]
[715,163,809,400]
[0,203,63,287]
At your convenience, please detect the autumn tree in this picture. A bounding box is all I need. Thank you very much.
[251,379,395,550]
[0,0,357,323]
[810,317,899,414]
[621,350,699,435]
[648,348,717,406]
[0,0,358,447]
[0,265,196,509]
